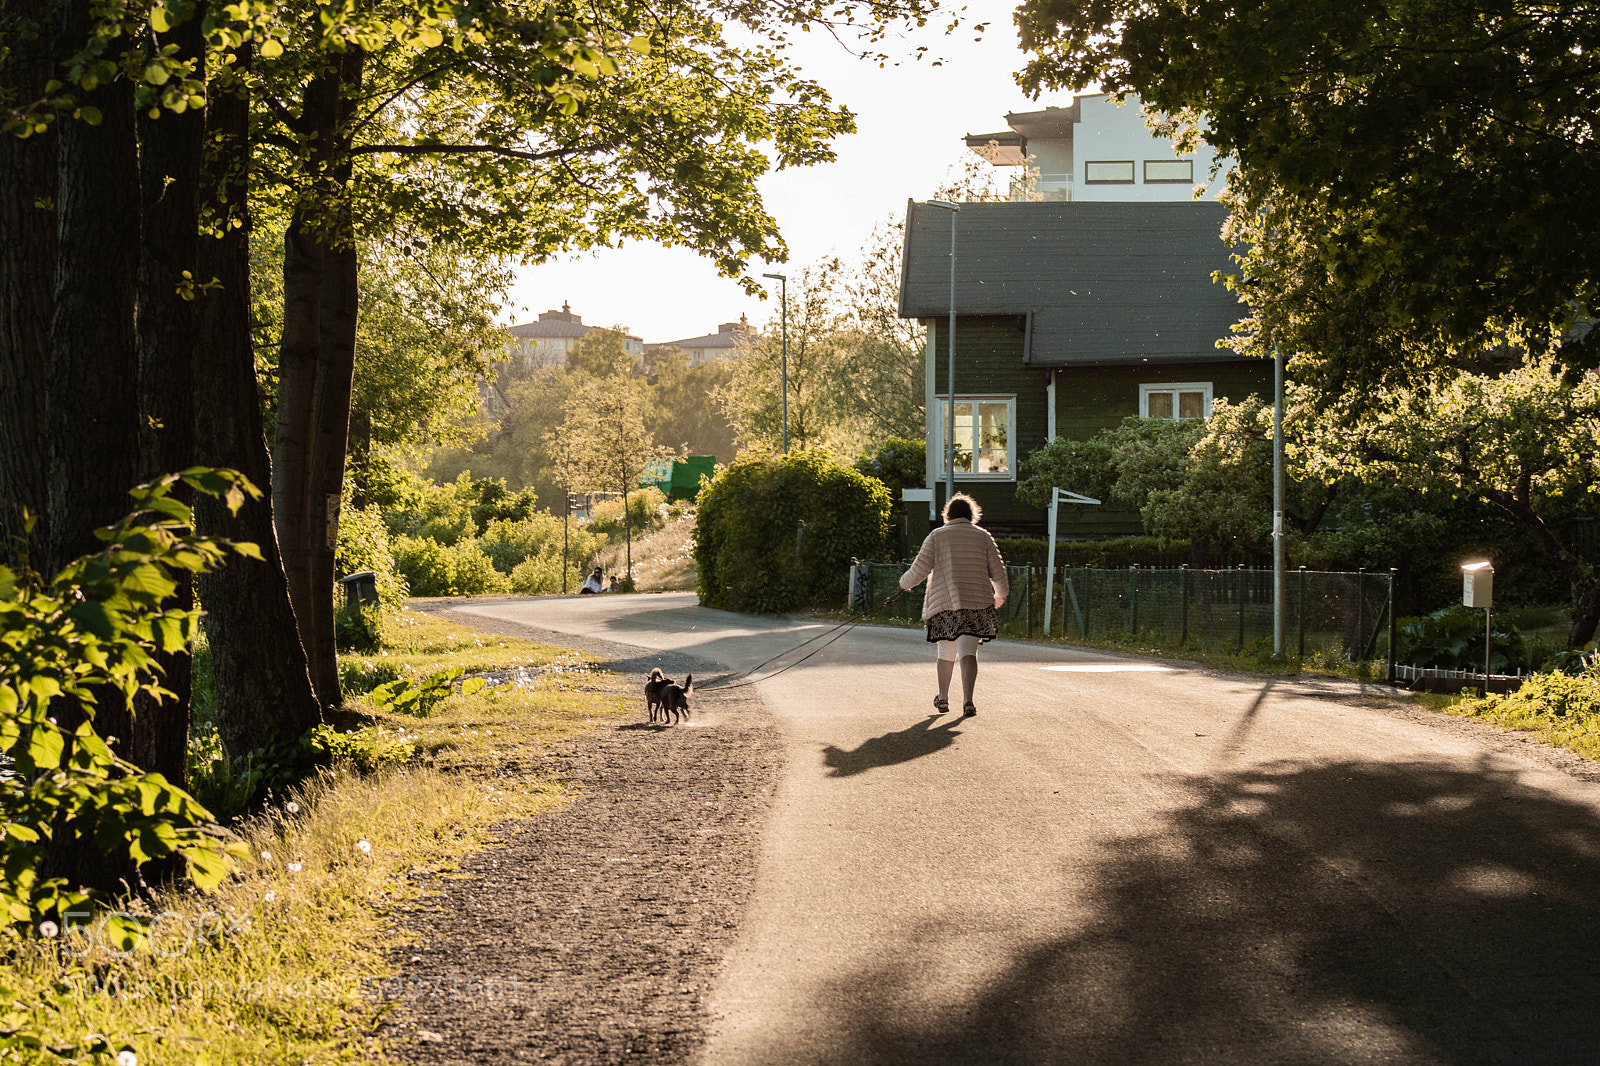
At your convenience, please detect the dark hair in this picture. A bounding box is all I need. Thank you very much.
[942,492,981,523]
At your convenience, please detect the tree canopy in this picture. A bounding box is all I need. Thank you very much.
[1015,0,1600,362]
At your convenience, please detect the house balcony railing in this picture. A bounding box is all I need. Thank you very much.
[1010,173,1072,202]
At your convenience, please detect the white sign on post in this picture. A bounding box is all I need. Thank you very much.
[1462,561,1493,610]
[1044,486,1102,636]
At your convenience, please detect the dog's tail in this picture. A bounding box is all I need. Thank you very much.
[648,667,664,682]
[683,674,693,694]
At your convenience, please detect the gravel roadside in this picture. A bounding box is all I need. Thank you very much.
[384,606,784,1066]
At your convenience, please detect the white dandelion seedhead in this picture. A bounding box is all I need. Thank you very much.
[264,891,276,903]
[357,839,372,854]
[260,850,272,862]
[116,1050,138,1066]
[288,862,303,873]
[38,920,58,938]
[285,801,300,815]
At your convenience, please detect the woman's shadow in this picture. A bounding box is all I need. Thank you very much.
[822,715,963,777]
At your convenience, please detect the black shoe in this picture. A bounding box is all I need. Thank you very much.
[962,702,976,717]
[933,695,949,713]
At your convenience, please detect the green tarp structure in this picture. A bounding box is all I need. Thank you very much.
[642,456,716,501]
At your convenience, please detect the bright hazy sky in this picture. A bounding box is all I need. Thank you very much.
[503,0,1065,343]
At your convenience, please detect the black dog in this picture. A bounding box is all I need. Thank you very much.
[644,668,673,723]
[659,674,693,725]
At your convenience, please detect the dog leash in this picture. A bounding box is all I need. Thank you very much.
[697,588,908,692]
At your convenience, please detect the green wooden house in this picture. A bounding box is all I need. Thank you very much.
[897,199,1269,539]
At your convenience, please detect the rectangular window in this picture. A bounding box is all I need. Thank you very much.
[1139,382,1213,420]
[935,396,1016,479]
[1144,158,1194,184]
[1084,160,1135,185]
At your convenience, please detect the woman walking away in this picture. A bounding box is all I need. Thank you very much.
[899,493,1009,717]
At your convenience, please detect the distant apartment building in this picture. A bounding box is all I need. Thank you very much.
[966,92,1233,203]
[504,304,645,368]
[644,316,755,368]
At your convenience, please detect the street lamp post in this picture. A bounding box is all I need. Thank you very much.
[762,272,788,453]
[925,201,960,509]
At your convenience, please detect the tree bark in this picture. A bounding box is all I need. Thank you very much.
[0,0,55,571]
[193,55,322,759]
[272,63,345,705]
[306,47,367,702]
[128,9,207,786]
[309,238,358,701]
[47,8,140,578]
[46,0,142,893]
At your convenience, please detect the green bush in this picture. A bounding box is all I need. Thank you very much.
[1,470,251,924]
[478,514,604,579]
[1396,605,1526,672]
[590,487,668,541]
[393,535,453,596]
[695,450,893,613]
[392,536,509,596]
[445,540,510,595]
[509,553,582,594]
[994,534,1195,570]
[854,437,926,496]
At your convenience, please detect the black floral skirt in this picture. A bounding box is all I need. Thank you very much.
[924,607,998,644]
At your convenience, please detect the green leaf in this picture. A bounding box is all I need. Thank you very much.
[26,725,65,772]
[259,37,283,58]
[150,4,172,31]
[77,105,102,125]
[68,600,115,640]
[5,822,40,843]
[182,842,235,891]
[461,677,486,696]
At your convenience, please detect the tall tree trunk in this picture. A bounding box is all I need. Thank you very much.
[0,0,55,571]
[47,0,142,892]
[46,8,140,578]
[272,63,343,705]
[309,239,358,701]
[193,55,322,760]
[304,47,366,705]
[129,8,207,786]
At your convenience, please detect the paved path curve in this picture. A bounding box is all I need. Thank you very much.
[450,592,1600,1065]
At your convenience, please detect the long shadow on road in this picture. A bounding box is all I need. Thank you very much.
[805,759,1600,1064]
[821,716,965,777]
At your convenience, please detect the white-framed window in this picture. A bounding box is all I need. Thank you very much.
[1144,158,1194,184]
[1084,160,1135,185]
[1139,382,1213,420]
[935,396,1016,479]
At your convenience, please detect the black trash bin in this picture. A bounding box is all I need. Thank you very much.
[339,570,379,612]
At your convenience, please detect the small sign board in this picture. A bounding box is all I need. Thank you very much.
[1462,561,1493,610]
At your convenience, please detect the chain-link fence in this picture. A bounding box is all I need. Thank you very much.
[850,561,1396,672]
[850,562,1039,638]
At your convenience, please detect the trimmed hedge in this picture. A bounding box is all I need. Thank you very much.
[695,450,893,614]
[994,535,1198,570]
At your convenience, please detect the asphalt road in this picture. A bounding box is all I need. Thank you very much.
[450,592,1600,1065]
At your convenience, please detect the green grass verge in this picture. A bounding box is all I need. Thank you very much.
[4,611,629,1066]
[1447,670,1600,761]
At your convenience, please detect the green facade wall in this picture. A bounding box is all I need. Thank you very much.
[929,317,1272,538]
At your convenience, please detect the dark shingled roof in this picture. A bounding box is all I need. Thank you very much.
[898,200,1246,367]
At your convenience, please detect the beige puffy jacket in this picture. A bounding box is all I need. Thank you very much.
[898,519,1009,620]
